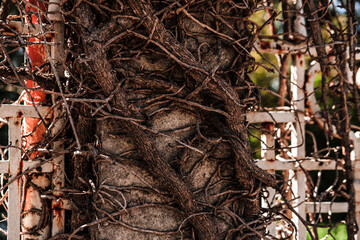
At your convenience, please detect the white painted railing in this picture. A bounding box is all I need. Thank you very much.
[251,1,360,238]
[249,110,360,239]
[0,104,66,239]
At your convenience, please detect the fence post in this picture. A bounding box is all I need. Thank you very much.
[261,123,276,237]
[8,117,22,240]
[47,0,66,236]
[290,1,307,239]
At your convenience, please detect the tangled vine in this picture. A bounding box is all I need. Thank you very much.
[0,0,359,239]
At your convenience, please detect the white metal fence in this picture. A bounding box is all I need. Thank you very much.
[251,25,360,240]
[0,105,66,239]
[249,108,360,239]
[248,0,360,238]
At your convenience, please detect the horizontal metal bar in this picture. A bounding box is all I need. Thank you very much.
[0,104,52,119]
[0,161,53,174]
[306,202,348,214]
[0,161,9,173]
[255,159,339,170]
[5,21,52,37]
[23,161,53,173]
[255,40,316,55]
[246,111,297,123]
[255,40,360,60]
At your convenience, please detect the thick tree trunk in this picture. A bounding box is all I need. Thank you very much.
[66,1,273,239]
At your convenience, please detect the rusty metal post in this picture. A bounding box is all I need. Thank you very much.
[261,123,276,237]
[8,117,23,240]
[47,0,66,236]
[50,105,65,237]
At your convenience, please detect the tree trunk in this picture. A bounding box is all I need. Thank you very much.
[64,1,273,239]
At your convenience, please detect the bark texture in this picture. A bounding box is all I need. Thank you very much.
[62,1,272,239]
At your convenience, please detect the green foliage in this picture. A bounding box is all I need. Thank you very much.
[249,126,261,159]
[307,223,347,240]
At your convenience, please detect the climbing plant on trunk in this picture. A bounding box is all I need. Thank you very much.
[1,0,359,239]
[65,1,273,239]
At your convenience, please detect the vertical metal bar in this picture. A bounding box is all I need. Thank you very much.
[290,1,307,239]
[290,54,307,239]
[263,170,276,237]
[8,117,22,240]
[261,123,276,237]
[261,123,275,161]
[51,108,65,236]
[48,0,65,68]
[48,0,65,236]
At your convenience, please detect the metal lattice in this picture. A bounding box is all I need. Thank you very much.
[0,105,66,239]
[250,1,360,238]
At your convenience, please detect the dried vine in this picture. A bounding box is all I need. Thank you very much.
[0,0,359,239]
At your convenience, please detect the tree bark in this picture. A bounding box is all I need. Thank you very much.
[71,1,269,239]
